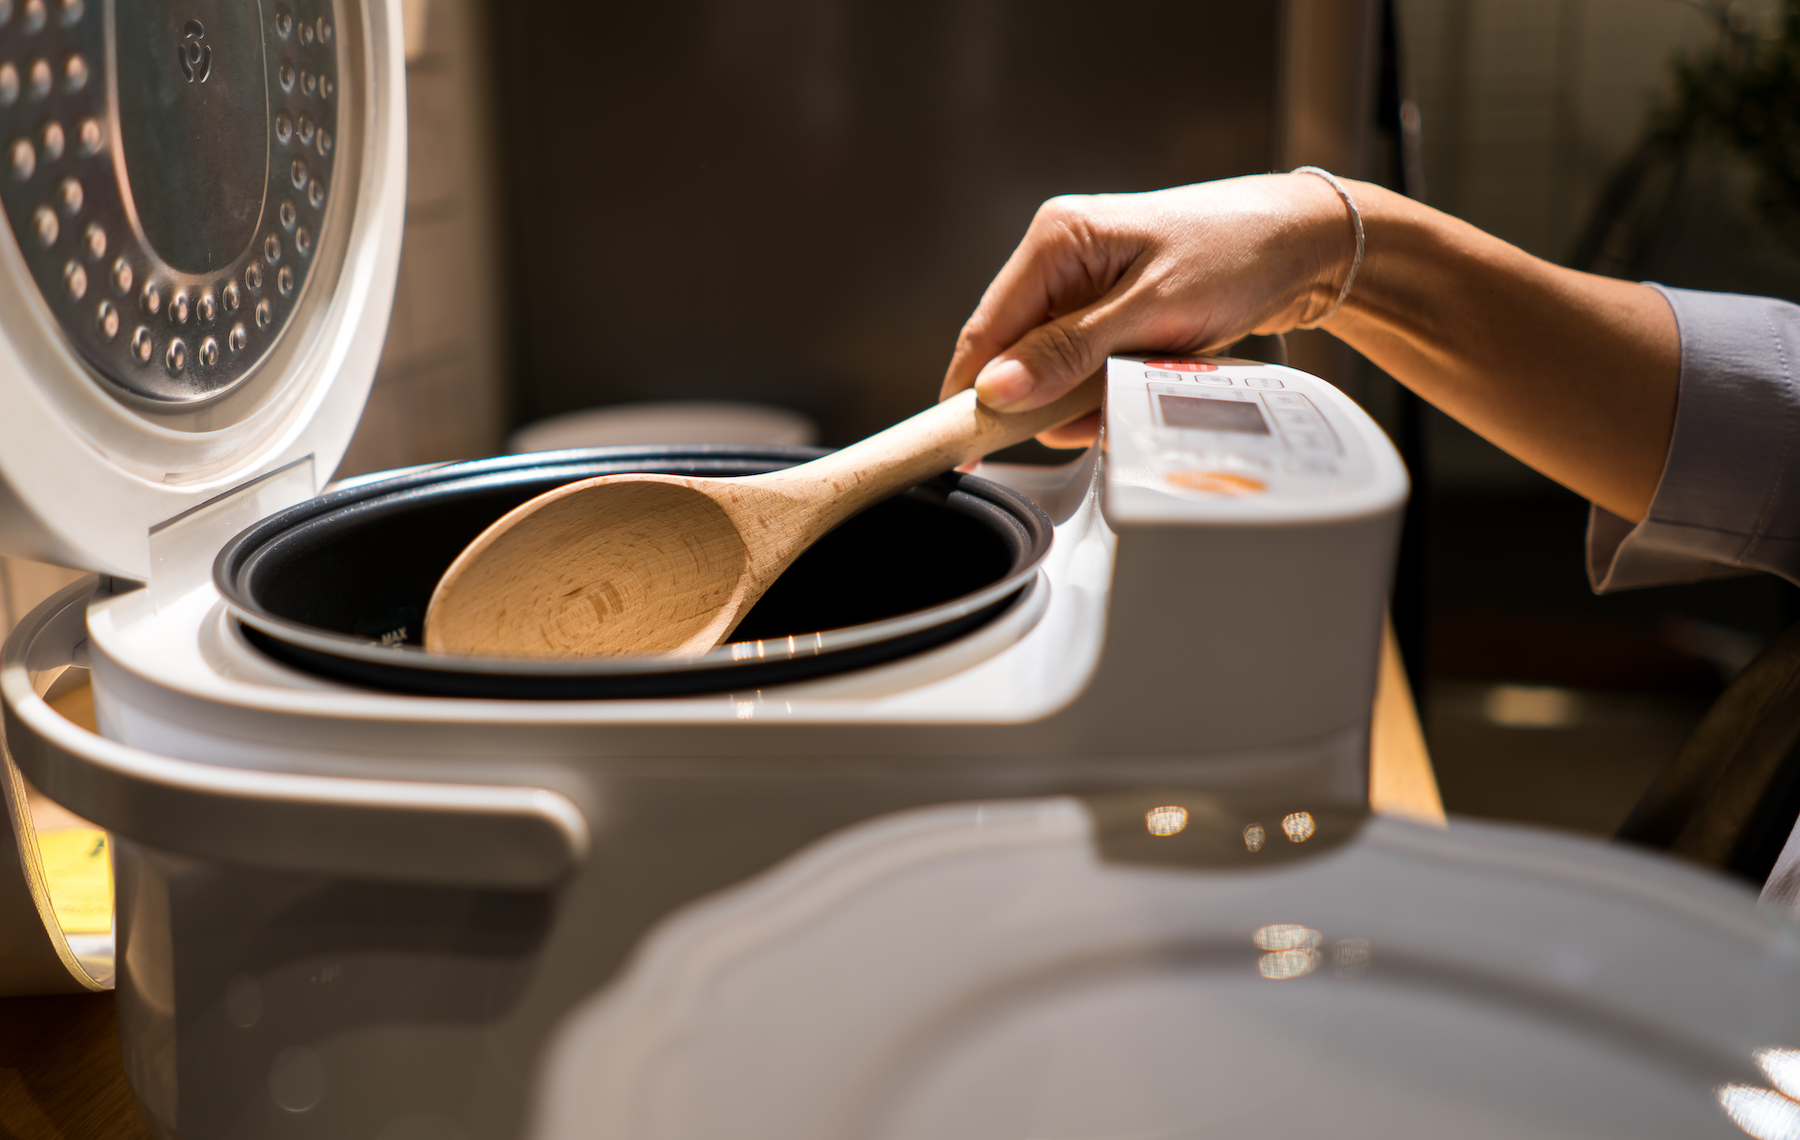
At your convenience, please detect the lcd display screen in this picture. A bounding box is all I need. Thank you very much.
[1158,394,1270,435]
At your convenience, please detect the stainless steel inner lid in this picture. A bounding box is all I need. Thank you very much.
[0,0,398,579]
[0,0,340,404]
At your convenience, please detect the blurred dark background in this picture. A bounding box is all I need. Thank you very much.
[492,0,1287,444]
[320,0,1800,841]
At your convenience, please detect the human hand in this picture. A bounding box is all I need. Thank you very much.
[942,173,1358,447]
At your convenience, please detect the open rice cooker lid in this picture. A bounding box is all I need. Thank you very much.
[0,0,406,581]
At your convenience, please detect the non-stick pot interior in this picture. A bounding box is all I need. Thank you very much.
[222,448,1043,696]
[248,459,1015,648]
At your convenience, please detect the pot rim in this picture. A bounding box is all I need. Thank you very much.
[214,445,1055,680]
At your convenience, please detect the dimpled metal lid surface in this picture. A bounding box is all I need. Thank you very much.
[0,0,339,403]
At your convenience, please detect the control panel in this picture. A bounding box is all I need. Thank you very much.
[1103,355,1406,524]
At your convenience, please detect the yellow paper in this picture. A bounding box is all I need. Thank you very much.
[35,827,112,934]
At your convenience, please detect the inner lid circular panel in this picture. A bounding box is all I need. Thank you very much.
[0,0,406,580]
[14,0,337,403]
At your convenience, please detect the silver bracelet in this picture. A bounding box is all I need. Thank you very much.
[1290,165,1364,326]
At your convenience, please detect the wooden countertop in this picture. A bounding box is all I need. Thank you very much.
[1369,620,1447,826]
[0,992,148,1140]
[0,628,1441,1138]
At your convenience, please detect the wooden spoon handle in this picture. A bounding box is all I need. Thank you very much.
[758,372,1105,525]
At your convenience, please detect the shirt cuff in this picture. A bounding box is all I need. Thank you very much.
[1587,504,1755,592]
[1588,284,1800,593]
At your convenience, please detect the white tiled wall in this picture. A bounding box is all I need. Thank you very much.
[1399,0,1759,261]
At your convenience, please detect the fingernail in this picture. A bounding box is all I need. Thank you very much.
[974,359,1030,409]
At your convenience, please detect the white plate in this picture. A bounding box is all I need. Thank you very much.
[533,800,1800,1140]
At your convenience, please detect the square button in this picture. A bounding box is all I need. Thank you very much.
[1263,392,1307,408]
[1195,375,1234,385]
[1245,376,1285,389]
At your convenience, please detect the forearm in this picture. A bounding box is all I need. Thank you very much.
[1317,181,1678,522]
[945,173,1680,521]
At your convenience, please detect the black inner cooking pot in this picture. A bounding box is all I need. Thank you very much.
[215,446,1055,699]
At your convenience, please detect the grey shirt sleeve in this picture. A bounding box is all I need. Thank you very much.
[1589,284,1800,592]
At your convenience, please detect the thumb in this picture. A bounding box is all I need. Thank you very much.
[973,299,1128,413]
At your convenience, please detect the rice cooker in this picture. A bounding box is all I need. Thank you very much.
[4,2,1800,1138]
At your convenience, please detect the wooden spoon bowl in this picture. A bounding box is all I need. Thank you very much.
[424,377,1102,658]
[429,477,752,657]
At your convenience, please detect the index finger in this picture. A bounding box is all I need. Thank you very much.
[941,228,1064,400]
[941,197,1136,400]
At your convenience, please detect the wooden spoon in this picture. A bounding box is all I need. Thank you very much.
[423,376,1102,658]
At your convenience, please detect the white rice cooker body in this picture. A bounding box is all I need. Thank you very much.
[2,340,1429,1138]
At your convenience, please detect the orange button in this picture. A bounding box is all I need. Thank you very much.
[1165,470,1267,495]
[1145,359,1218,372]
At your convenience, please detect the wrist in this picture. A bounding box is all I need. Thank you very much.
[1284,170,1364,327]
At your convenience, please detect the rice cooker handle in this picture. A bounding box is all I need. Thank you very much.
[1,580,588,890]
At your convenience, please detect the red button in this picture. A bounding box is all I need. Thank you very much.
[1145,359,1217,372]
